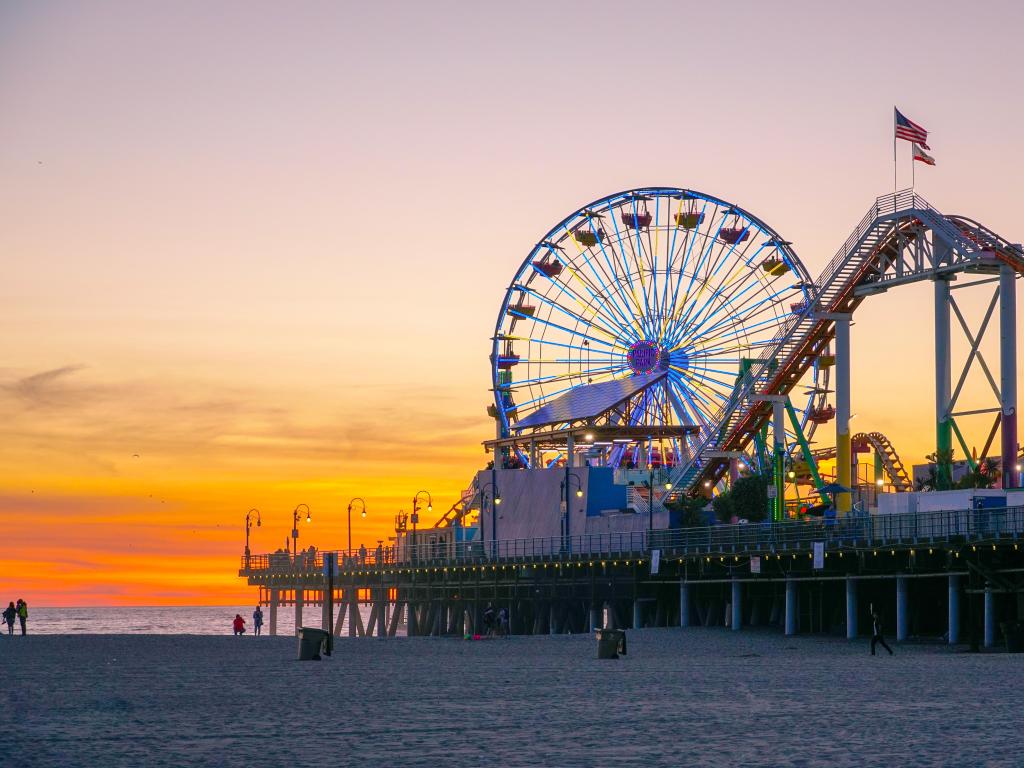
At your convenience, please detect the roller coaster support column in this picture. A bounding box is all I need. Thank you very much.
[1000,262,1018,488]
[826,313,853,513]
[773,400,785,520]
[935,277,954,489]
[756,394,788,520]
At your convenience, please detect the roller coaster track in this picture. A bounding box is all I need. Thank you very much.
[433,478,480,528]
[669,189,1023,495]
[808,431,913,491]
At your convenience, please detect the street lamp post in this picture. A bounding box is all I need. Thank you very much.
[560,472,584,553]
[244,508,261,569]
[292,503,311,559]
[412,491,432,565]
[347,498,366,554]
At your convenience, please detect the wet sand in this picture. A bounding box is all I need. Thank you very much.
[2,629,1020,767]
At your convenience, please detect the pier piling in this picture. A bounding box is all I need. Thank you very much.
[845,578,857,639]
[948,575,960,645]
[731,580,742,632]
[896,576,909,642]
[785,579,797,636]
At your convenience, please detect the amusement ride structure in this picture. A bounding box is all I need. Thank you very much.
[456,185,1024,526]
[239,183,1024,646]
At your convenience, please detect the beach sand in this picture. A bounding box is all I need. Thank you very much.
[2,629,1020,767]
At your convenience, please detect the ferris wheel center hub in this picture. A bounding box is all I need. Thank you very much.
[627,340,670,375]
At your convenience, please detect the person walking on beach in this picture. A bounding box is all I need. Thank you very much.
[2,602,15,635]
[253,606,264,636]
[498,606,509,637]
[483,603,496,637]
[232,614,246,636]
[15,599,27,636]
[870,607,893,656]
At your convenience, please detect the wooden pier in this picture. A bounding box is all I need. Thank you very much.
[241,505,1024,648]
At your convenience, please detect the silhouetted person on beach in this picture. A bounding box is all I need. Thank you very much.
[253,606,264,636]
[483,603,495,636]
[2,602,15,635]
[233,614,246,636]
[870,608,893,656]
[15,600,27,636]
[498,607,509,637]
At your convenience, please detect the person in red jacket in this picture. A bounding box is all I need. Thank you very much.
[232,614,246,636]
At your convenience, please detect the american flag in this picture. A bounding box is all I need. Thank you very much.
[895,108,929,149]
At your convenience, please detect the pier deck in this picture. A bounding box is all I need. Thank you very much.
[240,506,1024,647]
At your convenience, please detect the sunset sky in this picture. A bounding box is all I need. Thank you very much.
[2,1,1022,605]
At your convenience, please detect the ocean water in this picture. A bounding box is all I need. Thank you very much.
[9,605,381,636]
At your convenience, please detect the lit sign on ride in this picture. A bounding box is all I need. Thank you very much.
[626,340,668,375]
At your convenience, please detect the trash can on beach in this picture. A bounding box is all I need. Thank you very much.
[297,627,329,660]
[1000,621,1024,653]
[596,629,627,659]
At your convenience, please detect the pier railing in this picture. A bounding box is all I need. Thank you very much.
[241,505,1024,574]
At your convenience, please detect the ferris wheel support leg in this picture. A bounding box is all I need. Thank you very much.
[935,277,954,490]
[999,263,1018,489]
[835,317,853,514]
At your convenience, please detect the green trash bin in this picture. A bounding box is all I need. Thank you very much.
[297,627,329,660]
[1000,621,1024,653]
[596,628,627,659]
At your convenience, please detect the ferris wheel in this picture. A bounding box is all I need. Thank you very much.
[490,186,828,472]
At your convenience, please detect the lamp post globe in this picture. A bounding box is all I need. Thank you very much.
[244,508,261,569]
[292,504,311,558]
[412,491,432,564]
[347,498,367,554]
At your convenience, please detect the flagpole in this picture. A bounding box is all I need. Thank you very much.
[893,106,898,208]
[912,149,916,191]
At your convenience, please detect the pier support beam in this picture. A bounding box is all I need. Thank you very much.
[680,582,690,628]
[845,577,857,640]
[984,587,995,648]
[550,603,558,635]
[731,580,742,632]
[348,597,359,638]
[785,579,797,636]
[632,600,642,630]
[590,603,601,632]
[269,588,279,637]
[896,576,908,642]
[377,590,386,638]
[294,588,303,636]
[834,315,853,514]
[1000,262,1018,489]
[948,575,960,645]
